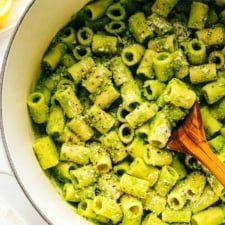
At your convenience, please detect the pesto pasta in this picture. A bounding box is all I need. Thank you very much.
[28,0,225,224]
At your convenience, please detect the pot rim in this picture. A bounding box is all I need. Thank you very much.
[0,0,52,224]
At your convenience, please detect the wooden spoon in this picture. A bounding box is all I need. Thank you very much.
[167,102,225,187]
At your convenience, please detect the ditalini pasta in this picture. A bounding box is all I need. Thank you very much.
[27,0,225,224]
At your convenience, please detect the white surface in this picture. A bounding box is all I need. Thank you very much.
[0,191,28,225]
[0,2,48,225]
[0,172,46,225]
[0,0,32,31]
[0,33,11,68]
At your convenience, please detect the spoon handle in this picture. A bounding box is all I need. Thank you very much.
[179,126,225,187]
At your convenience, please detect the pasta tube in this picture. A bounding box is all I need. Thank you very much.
[33,136,59,170]
[120,195,143,225]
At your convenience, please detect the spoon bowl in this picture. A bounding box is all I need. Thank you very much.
[167,102,225,187]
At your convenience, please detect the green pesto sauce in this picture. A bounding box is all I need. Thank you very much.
[27,0,225,224]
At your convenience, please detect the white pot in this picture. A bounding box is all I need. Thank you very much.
[1,0,92,224]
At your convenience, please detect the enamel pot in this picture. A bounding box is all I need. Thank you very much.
[0,0,91,224]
